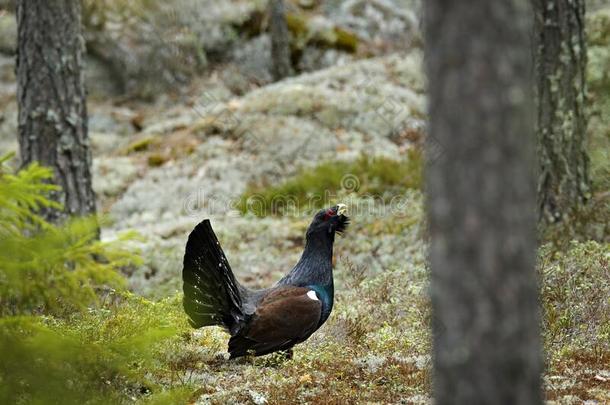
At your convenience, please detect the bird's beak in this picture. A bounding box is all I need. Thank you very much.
[337,203,347,216]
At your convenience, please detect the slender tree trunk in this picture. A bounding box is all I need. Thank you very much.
[269,0,292,81]
[534,0,590,224]
[16,0,96,223]
[424,0,542,403]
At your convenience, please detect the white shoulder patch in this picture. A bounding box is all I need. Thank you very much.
[306,290,319,301]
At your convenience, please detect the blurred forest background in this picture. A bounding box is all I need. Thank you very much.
[0,0,608,403]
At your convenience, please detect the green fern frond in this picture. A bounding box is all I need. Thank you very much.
[0,161,61,233]
[0,157,138,316]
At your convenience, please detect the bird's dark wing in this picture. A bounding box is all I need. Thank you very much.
[183,219,245,333]
[228,286,322,358]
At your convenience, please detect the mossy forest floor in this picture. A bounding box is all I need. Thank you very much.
[17,214,607,404]
[0,1,609,404]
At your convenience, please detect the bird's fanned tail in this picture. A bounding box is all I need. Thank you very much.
[182,220,244,333]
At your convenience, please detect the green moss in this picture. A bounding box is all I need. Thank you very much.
[147,153,168,167]
[237,151,423,217]
[286,13,309,39]
[124,136,158,154]
[332,27,359,53]
[286,12,359,53]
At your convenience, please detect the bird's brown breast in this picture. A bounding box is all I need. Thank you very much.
[247,286,322,343]
[227,286,323,357]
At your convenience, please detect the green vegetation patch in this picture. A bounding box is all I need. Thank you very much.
[124,136,159,154]
[0,295,189,405]
[0,157,137,317]
[286,13,360,53]
[0,155,191,404]
[237,151,423,217]
[540,240,610,357]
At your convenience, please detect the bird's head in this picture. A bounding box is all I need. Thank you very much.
[306,204,350,239]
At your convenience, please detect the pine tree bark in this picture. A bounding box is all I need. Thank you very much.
[424,0,542,403]
[16,0,96,223]
[269,0,292,81]
[534,0,590,224]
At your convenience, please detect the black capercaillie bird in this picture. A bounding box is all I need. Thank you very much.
[182,204,349,358]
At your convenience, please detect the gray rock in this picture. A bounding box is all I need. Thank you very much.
[93,156,138,198]
[105,50,426,294]
[88,105,137,136]
[90,132,125,155]
[231,34,274,86]
[237,51,425,136]
[248,390,268,405]
[297,46,354,73]
[327,0,421,51]
[81,0,270,97]
[401,395,431,405]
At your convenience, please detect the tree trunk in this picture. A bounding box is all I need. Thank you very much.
[16,0,96,223]
[424,1,542,404]
[534,0,590,224]
[269,0,292,81]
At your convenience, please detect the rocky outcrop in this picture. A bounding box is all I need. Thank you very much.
[100,50,425,294]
